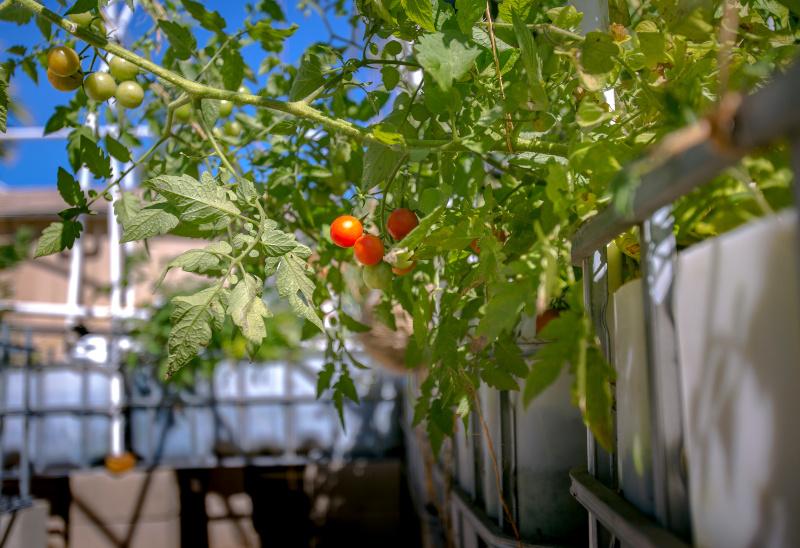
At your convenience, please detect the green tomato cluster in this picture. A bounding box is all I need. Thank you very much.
[45,43,144,109]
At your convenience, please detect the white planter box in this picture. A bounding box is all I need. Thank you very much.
[675,210,800,548]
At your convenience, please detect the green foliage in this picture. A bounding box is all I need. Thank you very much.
[4,0,797,446]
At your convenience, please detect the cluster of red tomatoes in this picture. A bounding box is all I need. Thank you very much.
[46,15,144,108]
[330,209,419,291]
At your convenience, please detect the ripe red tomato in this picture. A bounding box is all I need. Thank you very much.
[392,262,416,276]
[353,234,384,265]
[536,309,560,334]
[387,208,419,240]
[330,215,363,248]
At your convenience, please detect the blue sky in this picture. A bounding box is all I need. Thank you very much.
[0,0,355,188]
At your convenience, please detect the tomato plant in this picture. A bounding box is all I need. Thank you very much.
[1,0,796,448]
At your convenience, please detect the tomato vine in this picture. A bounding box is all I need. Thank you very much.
[0,0,797,448]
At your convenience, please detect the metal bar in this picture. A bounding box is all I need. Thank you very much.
[639,208,691,538]
[572,61,800,264]
[792,137,800,313]
[0,300,146,319]
[499,390,517,535]
[449,483,555,548]
[0,325,8,495]
[569,467,689,548]
[0,125,152,141]
[19,330,31,498]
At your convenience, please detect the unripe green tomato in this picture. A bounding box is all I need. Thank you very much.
[212,127,223,139]
[47,46,81,77]
[84,72,116,101]
[174,103,192,122]
[68,12,106,34]
[362,262,393,292]
[237,84,250,94]
[218,99,233,117]
[47,69,82,91]
[115,80,144,108]
[223,120,242,137]
[109,56,139,80]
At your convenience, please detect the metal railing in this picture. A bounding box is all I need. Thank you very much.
[571,61,800,546]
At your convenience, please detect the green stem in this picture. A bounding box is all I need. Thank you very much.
[16,0,567,158]
[196,102,238,176]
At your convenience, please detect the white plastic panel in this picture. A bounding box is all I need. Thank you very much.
[675,210,800,548]
[513,369,587,542]
[610,279,655,516]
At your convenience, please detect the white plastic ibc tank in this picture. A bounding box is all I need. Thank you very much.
[674,209,800,548]
[610,279,656,516]
[512,368,586,543]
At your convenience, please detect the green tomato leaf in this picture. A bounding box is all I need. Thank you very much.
[166,286,226,377]
[499,0,534,22]
[56,167,85,207]
[415,31,480,91]
[362,142,405,189]
[114,193,180,243]
[400,0,435,31]
[275,250,323,331]
[456,0,484,34]
[316,362,335,397]
[289,53,324,101]
[260,219,299,257]
[180,0,226,32]
[157,20,197,60]
[34,220,82,258]
[146,173,241,224]
[228,273,271,345]
[512,12,548,110]
[340,312,371,333]
[220,46,245,91]
[580,31,619,74]
[0,65,8,133]
[576,99,613,129]
[157,241,231,286]
[105,134,131,163]
[481,366,519,390]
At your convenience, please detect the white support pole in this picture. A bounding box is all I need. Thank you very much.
[65,113,96,328]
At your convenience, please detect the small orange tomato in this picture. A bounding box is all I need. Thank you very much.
[330,215,363,247]
[387,208,419,240]
[392,262,416,276]
[353,234,384,265]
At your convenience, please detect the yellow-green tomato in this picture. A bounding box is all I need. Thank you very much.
[237,84,250,94]
[362,262,393,292]
[218,99,233,117]
[174,103,192,122]
[47,46,81,77]
[115,81,144,108]
[84,72,116,101]
[68,11,106,33]
[223,120,242,137]
[109,56,139,80]
[47,69,82,91]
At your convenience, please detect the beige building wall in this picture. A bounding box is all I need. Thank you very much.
[0,189,203,360]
